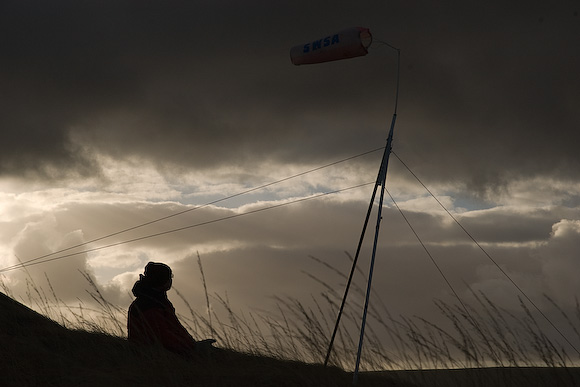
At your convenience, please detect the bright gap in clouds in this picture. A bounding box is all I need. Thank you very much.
[0,148,383,275]
[1,146,580,361]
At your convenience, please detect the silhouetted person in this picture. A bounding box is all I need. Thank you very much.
[128,262,215,356]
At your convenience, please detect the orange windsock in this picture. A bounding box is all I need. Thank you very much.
[290,27,372,65]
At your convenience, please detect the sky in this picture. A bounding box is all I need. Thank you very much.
[1,0,579,364]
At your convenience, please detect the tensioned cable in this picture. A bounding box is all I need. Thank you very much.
[385,188,486,359]
[386,189,471,315]
[392,150,580,357]
[0,147,384,273]
[0,182,375,273]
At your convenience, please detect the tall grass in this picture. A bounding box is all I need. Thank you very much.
[2,253,580,378]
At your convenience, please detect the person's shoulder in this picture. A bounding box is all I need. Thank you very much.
[131,294,165,312]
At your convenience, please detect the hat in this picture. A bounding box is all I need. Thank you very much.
[143,262,172,287]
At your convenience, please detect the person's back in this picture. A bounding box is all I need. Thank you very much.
[128,262,199,355]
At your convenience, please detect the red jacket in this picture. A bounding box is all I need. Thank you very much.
[128,281,196,355]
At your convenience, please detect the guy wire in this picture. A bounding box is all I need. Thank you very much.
[392,150,580,357]
[0,147,383,273]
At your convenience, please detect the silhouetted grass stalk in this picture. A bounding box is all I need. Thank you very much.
[1,253,579,377]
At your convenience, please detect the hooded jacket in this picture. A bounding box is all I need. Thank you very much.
[127,278,196,355]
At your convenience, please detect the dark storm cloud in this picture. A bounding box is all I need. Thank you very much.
[2,1,578,193]
[389,3,580,192]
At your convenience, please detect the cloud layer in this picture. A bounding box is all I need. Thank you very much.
[1,1,579,361]
[2,2,579,188]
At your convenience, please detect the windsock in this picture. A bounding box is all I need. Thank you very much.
[290,27,372,65]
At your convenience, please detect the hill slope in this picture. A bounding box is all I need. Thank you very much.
[0,292,414,387]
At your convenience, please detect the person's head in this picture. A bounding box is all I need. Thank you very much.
[141,262,173,291]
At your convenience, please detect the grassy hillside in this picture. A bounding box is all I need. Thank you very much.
[2,291,580,386]
[0,292,416,387]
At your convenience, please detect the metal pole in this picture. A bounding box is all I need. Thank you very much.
[323,46,400,378]
[324,150,383,367]
[352,113,395,385]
